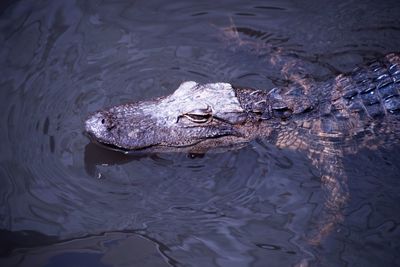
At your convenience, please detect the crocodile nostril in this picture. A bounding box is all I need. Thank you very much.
[101,119,105,124]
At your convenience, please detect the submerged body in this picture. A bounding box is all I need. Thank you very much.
[85,53,400,153]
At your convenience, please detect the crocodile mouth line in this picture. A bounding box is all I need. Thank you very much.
[85,130,241,153]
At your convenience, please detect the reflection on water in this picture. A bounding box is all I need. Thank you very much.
[1,0,400,266]
[2,231,171,267]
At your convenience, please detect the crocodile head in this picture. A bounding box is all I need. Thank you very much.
[85,81,253,153]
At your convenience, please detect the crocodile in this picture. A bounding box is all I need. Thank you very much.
[85,53,400,244]
[85,53,400,154]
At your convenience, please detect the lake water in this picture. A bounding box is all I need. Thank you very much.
[1,0,400,266]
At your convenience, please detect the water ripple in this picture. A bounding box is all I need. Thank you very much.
[1,0,400,266]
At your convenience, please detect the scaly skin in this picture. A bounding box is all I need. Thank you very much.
[235,53,400,137]
[85,54,400,153]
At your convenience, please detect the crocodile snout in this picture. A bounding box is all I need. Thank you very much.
[85,112,113,140]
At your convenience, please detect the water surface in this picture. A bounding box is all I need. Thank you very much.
[1,0,400,266]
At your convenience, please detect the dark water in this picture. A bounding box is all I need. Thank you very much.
[1,0,400,266]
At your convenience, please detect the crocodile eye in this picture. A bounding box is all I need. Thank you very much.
[178,105,213,123]
[183,113,212,123]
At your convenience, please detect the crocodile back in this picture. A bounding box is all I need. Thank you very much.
[272,53,400,152]
[235,54,400,144]
[333,53,400,118]
[287,53,400,140]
